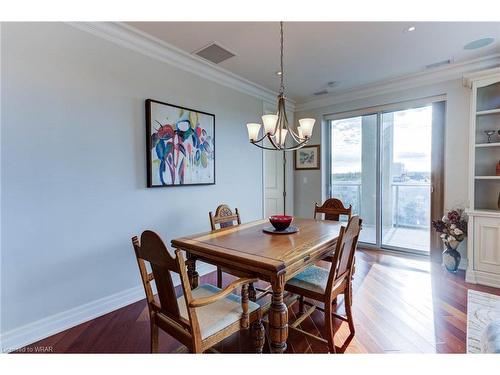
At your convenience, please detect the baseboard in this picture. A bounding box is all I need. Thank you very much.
[465,269,500,289]
[0,262,215,353]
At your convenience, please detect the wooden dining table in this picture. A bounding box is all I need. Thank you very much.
[171,217,342,353]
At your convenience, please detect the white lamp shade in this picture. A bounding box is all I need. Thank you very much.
[298,118,315,138]
[277,129,288,146]
[246,123,261,141]
[262,114,278,135]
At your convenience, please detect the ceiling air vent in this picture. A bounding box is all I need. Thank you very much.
[194,42,236,64]
[425,59,452,70]
[313,89,329,96]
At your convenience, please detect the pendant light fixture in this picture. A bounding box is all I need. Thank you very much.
[246,22,315,151]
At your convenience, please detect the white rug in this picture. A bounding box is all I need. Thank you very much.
[467,289,500,353]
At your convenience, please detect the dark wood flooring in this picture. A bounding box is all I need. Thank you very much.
[18,249,500,353]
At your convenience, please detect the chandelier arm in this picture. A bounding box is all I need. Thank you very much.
[278,138,310,151]
[267,133,282,150]
[250,141,283,151]
[288,128,305,143]
[252,133,270,144]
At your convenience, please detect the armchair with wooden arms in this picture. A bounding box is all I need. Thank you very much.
[131,230,265,353]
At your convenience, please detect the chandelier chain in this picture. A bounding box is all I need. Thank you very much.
[279,21,284,95]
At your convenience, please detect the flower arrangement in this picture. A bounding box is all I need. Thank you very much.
[432,209,468,249]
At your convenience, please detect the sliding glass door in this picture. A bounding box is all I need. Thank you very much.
[330,114,377,244]
[381,107,432,253]
[329,103,435,254]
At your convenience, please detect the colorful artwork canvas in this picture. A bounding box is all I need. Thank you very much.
[294,144,320,170]
[146,99,215,187]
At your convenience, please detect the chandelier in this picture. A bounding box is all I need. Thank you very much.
[246,22,315,151]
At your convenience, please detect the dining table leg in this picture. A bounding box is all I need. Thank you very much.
[269,274,288,353]
[186,252,199,289]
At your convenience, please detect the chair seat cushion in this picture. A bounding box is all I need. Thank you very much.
[178,284,259,340]
[286,265,330,295]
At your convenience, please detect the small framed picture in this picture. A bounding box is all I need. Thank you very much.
[294,144,320,170]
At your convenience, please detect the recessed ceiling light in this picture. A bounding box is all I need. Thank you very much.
[404,26,416,33]
[464,37,495,50]
[275,71,282,76]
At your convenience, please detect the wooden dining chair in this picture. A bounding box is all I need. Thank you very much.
[284,216,362,353]
[314,198,352,222]
[131,230,265,353]
[209,204,241,230]
[314,198,355,299]
[209,204,241,289]
[209,204,271,301]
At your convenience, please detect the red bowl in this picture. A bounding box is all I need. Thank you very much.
[269,215,293,231]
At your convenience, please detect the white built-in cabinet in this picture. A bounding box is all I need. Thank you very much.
[464,67,500,288]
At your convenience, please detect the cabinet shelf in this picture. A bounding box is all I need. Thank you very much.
[475,142,500,148]
[476,108,500,116]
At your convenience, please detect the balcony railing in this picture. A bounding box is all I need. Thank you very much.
[331,181,430,229]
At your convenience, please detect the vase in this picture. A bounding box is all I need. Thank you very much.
[442,243,461,273]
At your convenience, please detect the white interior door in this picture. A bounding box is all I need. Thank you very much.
[263,102,295,217]
[263,102,284,217]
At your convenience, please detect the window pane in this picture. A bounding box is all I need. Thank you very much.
[381,106,431,253]
[331,114,377,244]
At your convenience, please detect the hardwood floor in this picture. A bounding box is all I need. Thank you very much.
[17,249,500,353]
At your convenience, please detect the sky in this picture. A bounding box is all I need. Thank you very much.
[331,106,432,175]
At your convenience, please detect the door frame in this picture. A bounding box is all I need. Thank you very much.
[324,95,446,257]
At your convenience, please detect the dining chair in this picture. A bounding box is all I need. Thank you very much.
[314,198,352,222]
[131,230,265,353]
[314,197,355,304]
[284,216,362,353]
[209,204,241,288]
[209,204,241,230]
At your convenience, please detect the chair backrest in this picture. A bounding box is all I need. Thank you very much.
[326,216,362,293]
[314,198,352,221]
[209,204,241,230]
[131,231,195,332]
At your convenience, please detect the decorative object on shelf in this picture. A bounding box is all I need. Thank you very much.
[497,160,500,176]
[294,144,321,170]
[146,99,215,187]
[432,209,468,273]
[498,192,500,209]
[246,22,315,151]
[485,130,496,143]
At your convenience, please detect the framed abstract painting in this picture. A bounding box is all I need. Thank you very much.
[294,144,320,170]
[146,99,215,187]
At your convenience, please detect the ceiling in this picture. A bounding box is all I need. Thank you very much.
[127,22,500,103]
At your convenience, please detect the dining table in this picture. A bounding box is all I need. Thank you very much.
[171,217,342,353]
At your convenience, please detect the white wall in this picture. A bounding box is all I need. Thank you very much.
[294,79,472,259]
[1,23,264,344]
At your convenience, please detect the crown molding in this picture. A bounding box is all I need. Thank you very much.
[463,66,500,88]
[67,22,295,112]
[295,53,500,112]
